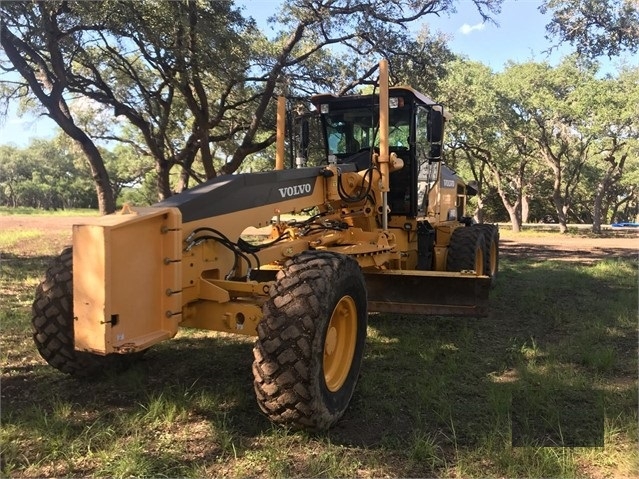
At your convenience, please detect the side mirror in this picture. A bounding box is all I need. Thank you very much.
[427,107,444,161]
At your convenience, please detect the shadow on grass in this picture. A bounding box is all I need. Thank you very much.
[2,333,268,431]
[330,258,637,451]
[0,253,58,279]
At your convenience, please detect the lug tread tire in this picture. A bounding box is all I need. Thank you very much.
[253,251,367,430]
[32,247,142,377]
[446,227,486,274]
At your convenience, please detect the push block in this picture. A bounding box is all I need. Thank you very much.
[72,207,182,354]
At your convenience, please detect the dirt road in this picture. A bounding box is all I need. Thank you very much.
[500,233,637,263]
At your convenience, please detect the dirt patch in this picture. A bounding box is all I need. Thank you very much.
[0,215,95,235]
[500,234,637,263]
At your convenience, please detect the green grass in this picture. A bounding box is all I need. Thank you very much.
[1,230,637,478]
[0,229,42,245]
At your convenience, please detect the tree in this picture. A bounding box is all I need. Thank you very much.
[434,58,541,231]
[583,66,639,232]
[0,138,97,209]
[1,0,503,208]
[492,58,639,232]
[434,59,501,223]
[496,58,600,233]
[606,154,639,223]
[0,134,153,210]
[431,55,639,233]
[0,1,265,202]
[541,0,639,58]
[0,2,116,213]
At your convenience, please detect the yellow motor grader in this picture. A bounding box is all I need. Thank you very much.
[32,61,499,430]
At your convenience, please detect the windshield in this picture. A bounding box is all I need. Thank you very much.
[324,108,411,156]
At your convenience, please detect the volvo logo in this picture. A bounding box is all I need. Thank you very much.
[278,183,312,198]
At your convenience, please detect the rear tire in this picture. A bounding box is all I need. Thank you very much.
[473,224,499,288]
[446,226,486,275]
[252,251,367,430]
[32,247,144,377]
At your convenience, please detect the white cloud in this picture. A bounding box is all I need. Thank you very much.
[459,23,486,35]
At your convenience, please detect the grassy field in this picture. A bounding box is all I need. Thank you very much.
[1,222,637,478]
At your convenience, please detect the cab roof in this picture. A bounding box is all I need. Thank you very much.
[310,86,451,119]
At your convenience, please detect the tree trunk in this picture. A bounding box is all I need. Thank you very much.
[551,171,568,234]
[592,183,605,234]
[177,168,190,194]
[73,136,116,214]
[488,164,521,232]
[521,195,530,224]
[474,194,485,223]
[506,207,522,233]
[157,161,173,201]
[497,188,521,232]
[593,154,626,234]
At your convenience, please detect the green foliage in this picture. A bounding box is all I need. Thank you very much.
[0,135,155,209]
[0,140,96,210]
[541,0,639,58]
[415,54,639,229]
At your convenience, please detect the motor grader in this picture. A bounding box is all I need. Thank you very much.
[32,60,499,430]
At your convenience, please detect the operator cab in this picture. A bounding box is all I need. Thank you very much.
[310,87,449,218]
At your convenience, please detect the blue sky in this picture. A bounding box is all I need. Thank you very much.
[425,0,565,69]
[1,0,635,147]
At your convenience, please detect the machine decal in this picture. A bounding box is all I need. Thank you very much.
[278,183,312,198]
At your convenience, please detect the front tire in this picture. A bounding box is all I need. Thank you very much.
[446,226,486,275]
[32,247,144,377]
[252,251,367,430]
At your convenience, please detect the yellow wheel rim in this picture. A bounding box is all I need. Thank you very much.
[323,295,358,392]
[475,245,484,275]
[488,239,497,275]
